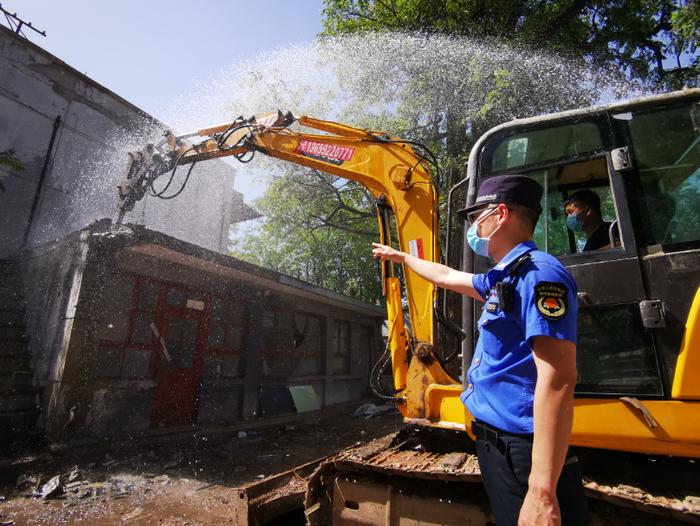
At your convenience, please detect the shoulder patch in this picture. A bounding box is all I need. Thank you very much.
[535,281,568,320]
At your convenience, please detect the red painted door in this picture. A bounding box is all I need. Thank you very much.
[151,288,207,427]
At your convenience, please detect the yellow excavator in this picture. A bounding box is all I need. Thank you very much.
[117,88,700,524]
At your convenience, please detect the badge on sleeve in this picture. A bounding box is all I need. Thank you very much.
[535,281,568,320]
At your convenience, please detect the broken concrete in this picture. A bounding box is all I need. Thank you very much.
[0,410,403,525]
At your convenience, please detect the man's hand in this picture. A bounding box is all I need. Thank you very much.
[372,243,406,263]
[518,487,561,526]
[371,243,482,299]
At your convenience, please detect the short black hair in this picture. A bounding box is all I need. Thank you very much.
[511,204,540,234]
[564,189,601,215]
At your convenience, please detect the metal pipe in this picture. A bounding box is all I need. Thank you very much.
[22,115,62,248]
[460,151,481,386]
[443,175,470,315]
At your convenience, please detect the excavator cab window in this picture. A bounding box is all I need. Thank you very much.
[485,120,623,257]
[490,121,605,170]
[611,102,700,249]
[526,158,620,257]
[477,112,669,397]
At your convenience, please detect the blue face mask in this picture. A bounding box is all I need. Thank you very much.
[467,223,490,257]
[566,213,583,232]
[466,207,499,257]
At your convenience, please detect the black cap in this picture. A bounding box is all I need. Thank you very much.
[457,174,543,219]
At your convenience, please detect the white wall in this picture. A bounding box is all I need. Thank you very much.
[0,26,242,256]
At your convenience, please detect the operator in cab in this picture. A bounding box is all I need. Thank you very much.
[564,189,612,251]
[372,174,589,526]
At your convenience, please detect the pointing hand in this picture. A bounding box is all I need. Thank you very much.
[372,243,406,263]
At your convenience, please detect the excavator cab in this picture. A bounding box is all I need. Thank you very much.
[464,88,700,457]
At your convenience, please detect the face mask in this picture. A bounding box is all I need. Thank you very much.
[466,207,499,257]
[566,213,583,232]
[467,223,490,257]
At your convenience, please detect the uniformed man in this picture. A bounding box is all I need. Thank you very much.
[372,174,589,526]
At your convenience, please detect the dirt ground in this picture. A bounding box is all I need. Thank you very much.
[0,407,403,525]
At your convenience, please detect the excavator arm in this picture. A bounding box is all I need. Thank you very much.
[117,111,461,418]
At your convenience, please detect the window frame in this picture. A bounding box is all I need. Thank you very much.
[480,117,613,177]
[609,100,700,252]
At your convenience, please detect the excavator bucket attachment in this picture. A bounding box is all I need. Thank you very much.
[116,141,176,215]
[116,110,296,221]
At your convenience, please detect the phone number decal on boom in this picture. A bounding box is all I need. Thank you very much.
[295,140,356,165]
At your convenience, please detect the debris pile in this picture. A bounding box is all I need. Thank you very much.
[0,407,402,525]
[16,464,170,503]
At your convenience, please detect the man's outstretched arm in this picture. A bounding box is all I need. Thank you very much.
[372,243,483,300]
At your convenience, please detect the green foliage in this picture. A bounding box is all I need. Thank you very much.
[230,164,382,303]
[671,180,700,243]
[322,0,700,89]
[0,149,25,193]
[232,35,610,301]
[233,0,698,302]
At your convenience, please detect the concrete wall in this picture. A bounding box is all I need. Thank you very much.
[0,26,243,257]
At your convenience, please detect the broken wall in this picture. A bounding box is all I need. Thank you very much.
[20,223,384,439]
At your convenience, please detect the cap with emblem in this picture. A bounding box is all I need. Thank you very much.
[457,174,543,219]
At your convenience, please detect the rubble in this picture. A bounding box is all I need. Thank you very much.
[121,506,143,522]
[152,475,170,485]
[39,476,62,499]
[67,466,80,482]
[353,402,397,419]
[64,481,82,491]
[0,409,402,524]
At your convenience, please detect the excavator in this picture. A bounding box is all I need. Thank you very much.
[116,88,700,524]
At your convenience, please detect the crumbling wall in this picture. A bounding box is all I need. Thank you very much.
[0,26,240,257]
[20,229,90,436]
[16,223,384,440]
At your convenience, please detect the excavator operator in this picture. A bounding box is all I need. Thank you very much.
[372,174,589,526]
[564,189,613,252]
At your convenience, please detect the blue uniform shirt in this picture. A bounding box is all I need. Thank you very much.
[460,241,578,434]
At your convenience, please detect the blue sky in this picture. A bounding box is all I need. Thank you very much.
[6,1,326,203]
[10,0,325,119]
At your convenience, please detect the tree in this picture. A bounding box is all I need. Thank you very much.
[232,1,676,305]
[321,0,700,90]
[230,31,624,302]
[230,164,382,303]
[0,149,25,193]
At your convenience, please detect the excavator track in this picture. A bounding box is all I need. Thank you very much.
[305,427,700,525]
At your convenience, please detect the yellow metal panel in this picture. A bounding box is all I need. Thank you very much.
[571,399,700,458]
[386,277,407,393]
[672,286,700,399]
[417,387,700,458]
[425,384,465,423]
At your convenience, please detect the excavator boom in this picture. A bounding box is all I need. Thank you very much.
[117,110,461,419]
